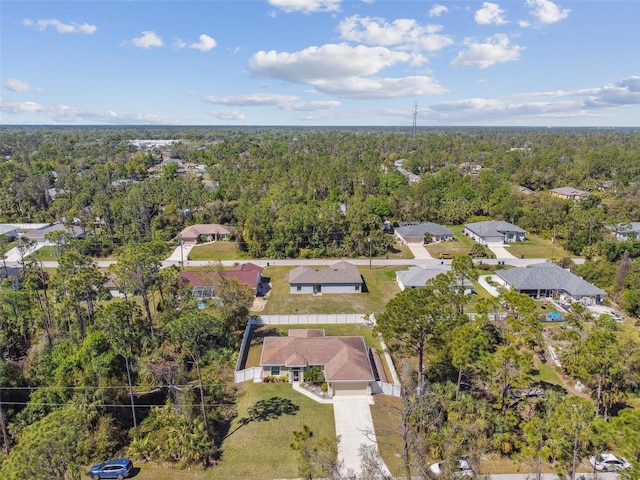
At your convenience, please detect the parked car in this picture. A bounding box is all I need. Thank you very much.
[429,459,475,477]
[88,458,134,479]
[438,252,453,259]
[589,453,632,472]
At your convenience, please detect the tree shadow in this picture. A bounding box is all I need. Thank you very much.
[223,396,299,439]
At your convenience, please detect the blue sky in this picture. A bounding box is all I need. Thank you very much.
[1,0,639,126]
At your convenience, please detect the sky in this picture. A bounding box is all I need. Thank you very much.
[1,0,639,127]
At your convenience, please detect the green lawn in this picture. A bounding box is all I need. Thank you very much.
[207,382,335,480]
[189,241,249,261]
[125,383,335,480]
[534,362,563,386]
[258,265,401,315]
[506,234,570,259]
[30,246,57,261]
[426,226,475,258]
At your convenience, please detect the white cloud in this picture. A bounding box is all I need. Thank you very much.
[4,78,42,92]
[451,34,523,68]
[22,18,97,34]
[212,110,245,121]
[204,93,340,112]
[310,75,447,99]
[475,2,507,25]
[250,43,417,83]
[130,31,164,49]
[268,0,341,14]
[426,76,640,124]
[0,101,169,124]
[526,0,570,24]
[338,15,453,52]
[189,34,217,52]
[519,20,531,28]
[204,93,299,107]
[429,4,449,17]
[283,100,341,111]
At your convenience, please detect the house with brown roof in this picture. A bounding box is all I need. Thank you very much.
[260,329,375,396]
[288,261,363,294]
[179,262,264,298]
[550,186,589,201]
[178,224,231,244]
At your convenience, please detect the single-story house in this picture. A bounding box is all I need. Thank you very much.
[515,185,535,195]
[260,329,375,396]
[394,222,454,245]
[288,261,363,294]
[495,262,606,306]
[24,223,85,242]
[610,222,640,241]
[550,187,590,201]
[179,224,231,244]
[179,262,265,298]
[395,265,475,294]
[0,224,20,240]
[463,220,525,245]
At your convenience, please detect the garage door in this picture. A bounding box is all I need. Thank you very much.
[332,382,368,396]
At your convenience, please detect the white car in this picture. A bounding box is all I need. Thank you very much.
[429,459,475,477]
[589,453,632,472]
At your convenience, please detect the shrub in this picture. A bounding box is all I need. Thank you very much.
[304,366,324,383]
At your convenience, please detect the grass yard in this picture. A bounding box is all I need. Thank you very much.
[30,246,57,261]
[189,241,248,261]
[533,362,563,386]
[506,234,570,259]
[258,265,401,315]
[208,382,335,479]
[123,383,335,480]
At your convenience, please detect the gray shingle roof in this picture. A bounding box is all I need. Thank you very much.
[396,222,453,238]
[464,220,525,237]
[288,261,362,285]
[496,263,606,296]
[397,265,473,289]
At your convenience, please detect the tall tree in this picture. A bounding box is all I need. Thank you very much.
[168,310,224,434]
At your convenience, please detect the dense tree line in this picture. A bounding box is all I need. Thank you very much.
[1,126,639,478]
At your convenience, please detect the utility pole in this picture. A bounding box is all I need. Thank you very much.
[368,236,372,269]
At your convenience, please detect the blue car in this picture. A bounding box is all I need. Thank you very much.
[88,458,133,479]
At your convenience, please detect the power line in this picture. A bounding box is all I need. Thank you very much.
[0,401,236,408]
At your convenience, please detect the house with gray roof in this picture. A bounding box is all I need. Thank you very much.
[0,224,20,240]
[463,220,525,245]
[610,222,640,241]
[495,262,606,306]
[396,265,474,294]
[260,329,375,396]
[24,223,85,242]
[550,186,590,200]
[395,222,454,245]
[288,261,363,294]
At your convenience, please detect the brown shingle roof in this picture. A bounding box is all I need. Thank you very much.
[260,332,374,382]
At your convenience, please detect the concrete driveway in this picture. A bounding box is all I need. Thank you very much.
[407,242,434,259]
[487,244,517,259]
[332,396,391,477]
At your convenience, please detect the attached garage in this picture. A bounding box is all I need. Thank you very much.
[332,381,370,396]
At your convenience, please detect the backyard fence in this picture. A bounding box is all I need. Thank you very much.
[256,314,373,325]
[372,382,402,397]
[234,367,263,383]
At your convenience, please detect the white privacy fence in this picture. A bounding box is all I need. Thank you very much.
[257,314,373,325]
[234,314,402,398]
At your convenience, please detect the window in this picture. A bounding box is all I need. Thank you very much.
[271,366,281,376]
[355,285,360,291]
[296,285,302,291]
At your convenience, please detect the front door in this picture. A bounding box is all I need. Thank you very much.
[313,284,322,294]
[292,368,300,382]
